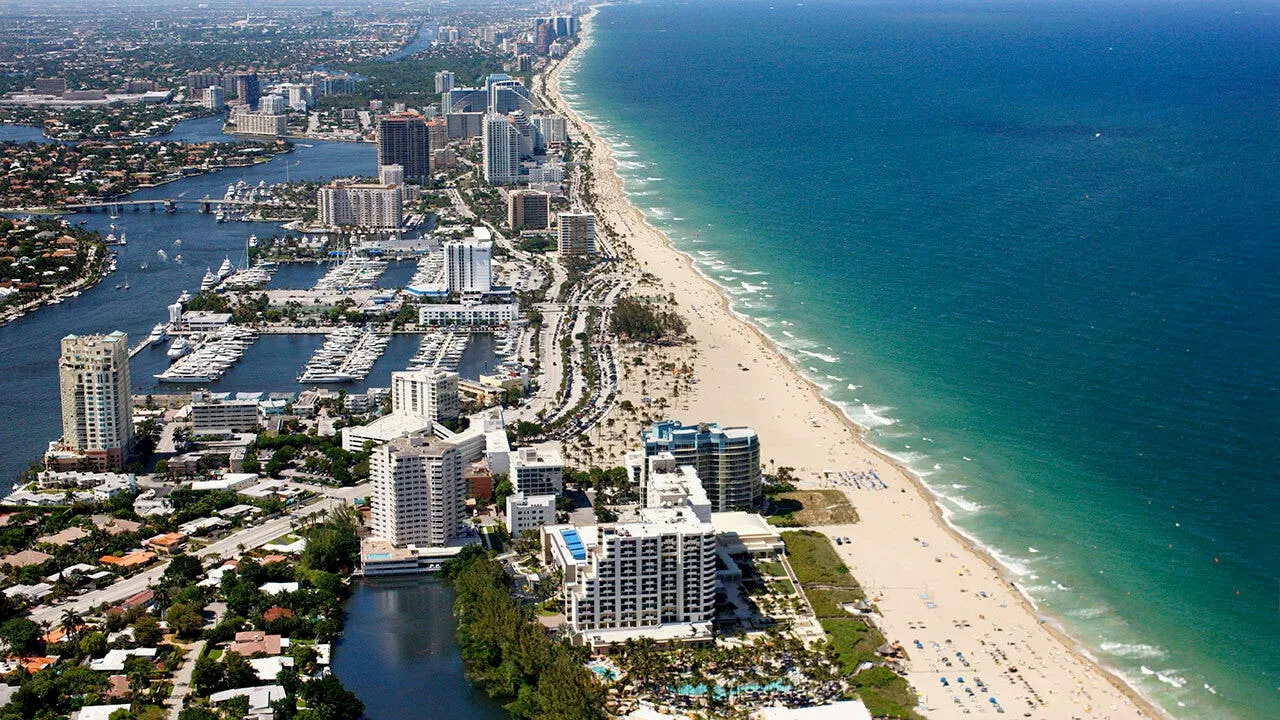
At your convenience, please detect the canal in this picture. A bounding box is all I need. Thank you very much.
[331,577,509,720]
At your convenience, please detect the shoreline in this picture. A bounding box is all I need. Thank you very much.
[543,6,1171,720]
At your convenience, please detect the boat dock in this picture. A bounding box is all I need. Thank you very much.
[155,326,258,383]
[297,328,390,383]
[408,330,469,372]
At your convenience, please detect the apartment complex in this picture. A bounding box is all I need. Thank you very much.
[508,190,550,231]
[557,211,596,256]
[228,107,287,137]
[444,239,493,295]
[390,369,460,423]
[190,391,260,436]
[511,445,565,497]
[341,368,459,452]
[542,457,716,649]
[370,436,467,547]
[642,420,762,511]
[377,112,431,181]
[317,180,403,229]
[50,332,132,471]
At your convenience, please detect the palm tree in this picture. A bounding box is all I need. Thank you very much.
[59,609,83,644]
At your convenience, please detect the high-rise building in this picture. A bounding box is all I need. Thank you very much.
[508,190,551,231]
[511,446,564,496]
[557,212,596,256]
[442,87,488,114]
[316,180,403,229]
[51,332,132,470]
[232,73,260,110]
[445,112,484,140]
[203,86,225,110]
[258,93,286,115]
[190,390,260,436]
[377,113,431,181]
[541,455,716,649]
[489,80,537,116]
[390,369,460,423]
[641,420,762,511]
[228,106,287,137]
[506,492,556,538]
[509,110,535,158]
[186,72,220,92]
[370,436,467,547]
[434,70,455,94]
[444,239,492,295]
[482,114,521,184]
[531,114,567,151]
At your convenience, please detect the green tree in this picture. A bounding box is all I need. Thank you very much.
[166,602,205,639]
[164,554,204,587]
[133,613,163,646]
[0,617,42,654]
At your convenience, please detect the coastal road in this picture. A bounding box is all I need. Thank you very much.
[26,492,359,626]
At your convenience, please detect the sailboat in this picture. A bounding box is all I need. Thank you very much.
[121,274,130,290]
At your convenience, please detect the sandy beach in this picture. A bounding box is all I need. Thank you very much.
[536,6,1171,720]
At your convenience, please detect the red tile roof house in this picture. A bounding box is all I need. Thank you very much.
[229,631,283,657]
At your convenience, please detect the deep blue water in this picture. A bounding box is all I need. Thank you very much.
[565,1,1278,717]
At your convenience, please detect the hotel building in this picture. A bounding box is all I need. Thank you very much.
[542,455,716,649]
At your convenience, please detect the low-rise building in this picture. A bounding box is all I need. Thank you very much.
[506,492,556,538]
[511,445,564,497]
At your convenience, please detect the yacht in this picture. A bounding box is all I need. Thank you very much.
[147,323,167,346]
[118,232,127,246]
[167,337,192,359]
[216,257,234,279]
[177,290,192,304]
[201,269,218,292]
[105,233,117,245]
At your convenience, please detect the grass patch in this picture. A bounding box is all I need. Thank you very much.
[269,532,301,544]
[806,587,866,617]
[767,489,858,527]
[767,579,796,596]
[820,618,886,674]
[754,560,786,577]
[782,530,858,587]
[851,666,921,719]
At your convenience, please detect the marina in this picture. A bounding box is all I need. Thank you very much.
[154,325,258,383]
[407,329,469,372]
[314,256,388,291]
[298,327,391,383]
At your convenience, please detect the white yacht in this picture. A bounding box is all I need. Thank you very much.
[201,269,218,292]
[167,337,192,359]
[216,257,234,279]
[147,323,167,346]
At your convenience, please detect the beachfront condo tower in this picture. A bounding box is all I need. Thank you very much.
[557,211,597,256]
[641,420,762,511]
[483,113,521,184]
[541,456,717,650]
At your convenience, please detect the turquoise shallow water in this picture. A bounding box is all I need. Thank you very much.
[564,1,1278,717]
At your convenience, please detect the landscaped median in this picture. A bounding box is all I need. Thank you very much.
[782,530,921,719]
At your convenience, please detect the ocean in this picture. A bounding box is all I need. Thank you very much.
[562,1,1279,717]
